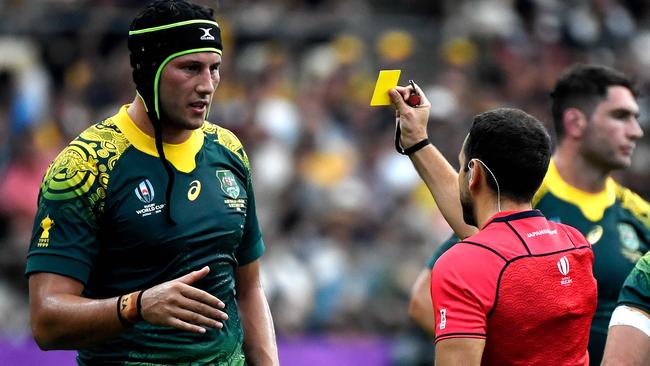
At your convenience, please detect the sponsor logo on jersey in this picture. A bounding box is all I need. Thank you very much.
[217,170,240,199]
[135,179,155,203]
[557,256,572,285]
[38,215,54,248]
[439,308,447,330]
[200,28,215,41]
[618,222,643,263]
[526,228,557,238]
[134,179,165,217]
[586,225,603,245]
[188,180,201,201]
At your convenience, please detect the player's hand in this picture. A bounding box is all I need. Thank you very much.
[139,266,228,334]
[389,83,431,149]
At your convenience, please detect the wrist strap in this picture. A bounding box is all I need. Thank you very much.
[403,138,431,155]
[395,121,430,155]
[117,291,142,328]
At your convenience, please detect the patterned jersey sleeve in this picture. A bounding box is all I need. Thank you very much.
[431,243,505,342]
[26,123,126,284]
[215,125,265,265]
[617,250,650,314]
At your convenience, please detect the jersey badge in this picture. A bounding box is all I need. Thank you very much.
[618,222,643,262]
[217,170,240,199]
[38,215,54,247]
[134,179,165,217]
[557,256,572,286]
[586,225,603,245]
[135,179,155,203]
[216,170,246,211]
[188,180,201,201]
[439,308,447,330]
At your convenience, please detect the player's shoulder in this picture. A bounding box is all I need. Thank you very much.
[41,117,130,201]
[614,180,650,228]
[434,239,507,273]
[556,222,590,247]
[202,121,250,169]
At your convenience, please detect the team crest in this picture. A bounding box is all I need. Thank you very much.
[135,179,155,204]
[586,225,603,245]
[618,222,642,262]
[217,170,240,199]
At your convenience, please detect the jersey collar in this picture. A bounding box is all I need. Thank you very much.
[483,210,544,228]
[542,159,616,222]
[113,104,203,173]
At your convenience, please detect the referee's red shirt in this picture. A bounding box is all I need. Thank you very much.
[431,210,597,365]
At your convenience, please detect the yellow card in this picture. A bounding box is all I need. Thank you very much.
[370,70,401,106]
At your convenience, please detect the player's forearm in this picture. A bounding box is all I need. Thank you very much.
[408,269,436,334]
[409,145,477,239]
[238,286,279,366]
[31,293,125,350]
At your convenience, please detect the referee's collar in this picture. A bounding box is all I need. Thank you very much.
[484,210,544,227]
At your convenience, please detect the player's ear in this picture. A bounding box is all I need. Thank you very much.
[563,108,587,138]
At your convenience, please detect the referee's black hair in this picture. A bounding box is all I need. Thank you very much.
[550,64,637,141]
[463,108,551,203]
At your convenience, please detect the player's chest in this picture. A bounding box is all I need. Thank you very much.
[103,153,248,246]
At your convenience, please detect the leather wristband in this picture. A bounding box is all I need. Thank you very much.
[117,291,142,327]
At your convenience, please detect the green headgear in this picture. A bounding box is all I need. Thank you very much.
[127,1,223,224]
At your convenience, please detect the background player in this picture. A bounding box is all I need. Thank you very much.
[602,250,650,365]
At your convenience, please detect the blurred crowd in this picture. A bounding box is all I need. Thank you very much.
[2,0,650,356]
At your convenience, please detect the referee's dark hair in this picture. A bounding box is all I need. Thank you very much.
[463,108,552,203]
[550,64,637,141]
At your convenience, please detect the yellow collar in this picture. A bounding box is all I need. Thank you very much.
[113,105,203,173]
[542,159,616,221]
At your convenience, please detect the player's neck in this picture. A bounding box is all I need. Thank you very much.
[475,194,532,229]
[127,97,193,144]
[553,144,609,193]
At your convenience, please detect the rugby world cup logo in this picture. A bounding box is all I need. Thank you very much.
[557,256,570,276]
[135,179,155,203]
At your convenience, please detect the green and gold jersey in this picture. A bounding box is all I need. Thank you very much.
[618,250,650,315]
[26,105,264,365]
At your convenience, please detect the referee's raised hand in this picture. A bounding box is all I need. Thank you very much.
[140,266,229,334]
[389,83,431,149]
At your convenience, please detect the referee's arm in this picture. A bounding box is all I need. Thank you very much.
[389,86,478,239]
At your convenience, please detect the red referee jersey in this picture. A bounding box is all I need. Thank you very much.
[431,210,597,365]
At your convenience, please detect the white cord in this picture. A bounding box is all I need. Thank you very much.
[473,159,501,212]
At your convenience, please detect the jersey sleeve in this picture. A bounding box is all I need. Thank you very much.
[617,250,650,314]
[236,171,265,265]
[426,234,459,269]
[431,243,505,342]
[214,125,265,265]
[25,138,106,284]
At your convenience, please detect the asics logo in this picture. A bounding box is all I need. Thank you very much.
[188,180,201,201]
